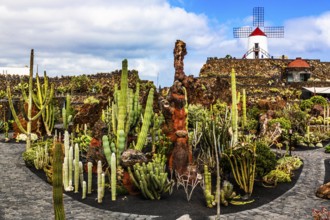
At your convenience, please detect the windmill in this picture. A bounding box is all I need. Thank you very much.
[233,7,284,59]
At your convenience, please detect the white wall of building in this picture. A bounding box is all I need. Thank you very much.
[246,35,269,59]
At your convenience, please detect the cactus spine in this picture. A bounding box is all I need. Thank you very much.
[52,142,65,220]
[87,162,92,194]
[135,88,154,151]
[111,153,116,201]
[7,49,52,150]
[231,68,238,145]
[74,143,79,193]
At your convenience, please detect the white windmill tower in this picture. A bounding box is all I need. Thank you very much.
[233,7,284,59]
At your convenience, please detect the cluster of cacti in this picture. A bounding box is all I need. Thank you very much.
[223,142,257,197]
[62,94,73,130]
[52,142,65,220]
[128,154,172,200]
[7,49,53,149]
[203,165,215,208]
[109,60,143,161]
[34,143,49,170]
[220,180,236,206]
[32,71,55,136]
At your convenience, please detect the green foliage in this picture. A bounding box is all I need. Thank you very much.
[247,106,262,120]
[83,96,99,104]
[246,119,258,132]
[74,134,92,153]
[0,90,6,99]
[188,104,208,127]
[22,147,37,167]
[212,100,228,117]
[325,144,330,153]
[268,117,291,130]
[70,75,90,93]
[263,156,303,186]
[310,95,327,106]
[255,142,277,178]
[300,99,313,111]
[269,88,280,93]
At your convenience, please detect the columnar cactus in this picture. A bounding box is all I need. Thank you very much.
[68,146,73,190]
[62,94,73,130]
[74,143,79,193]
[97,160,103,203]
[82,181,86,199]
[111,153,116,201]
[135,88,154,151]
[231,68,238,145]
[242,89,247,129]
[87,162,92,194]
[52,142,65,220]
[102,135,112,165]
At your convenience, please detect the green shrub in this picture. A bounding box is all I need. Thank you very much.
[246,119,258,131]
[325,144,330,153]
[268,117,291,130]
[255,142,277,178]
[300,99,313,111]
[310,95,327,106]
[83,96,99,104]
[22,147,37,167]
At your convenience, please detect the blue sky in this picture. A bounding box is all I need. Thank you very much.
[0,0,329,87]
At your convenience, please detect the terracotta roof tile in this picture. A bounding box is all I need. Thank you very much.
[287,57,310,68]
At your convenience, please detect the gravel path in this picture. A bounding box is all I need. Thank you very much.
[0,141,329,220]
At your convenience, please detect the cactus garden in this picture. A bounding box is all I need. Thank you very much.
[1,41,330,219]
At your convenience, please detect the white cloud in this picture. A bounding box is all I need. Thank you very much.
[0,1,329,87]
[0,0,225,86]
[268,12,330,59]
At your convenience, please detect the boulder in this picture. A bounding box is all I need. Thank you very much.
[316,182,330,199]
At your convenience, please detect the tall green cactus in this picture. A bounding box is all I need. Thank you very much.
[7,49,52,150]
[135,88,154,151]
[111,153,116,201]
[242,89,247,129]
[52,142,65,220]
[62,94,73,130]
[74,143,80,193]
[117,60,128,132]
[231,68,238,145]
